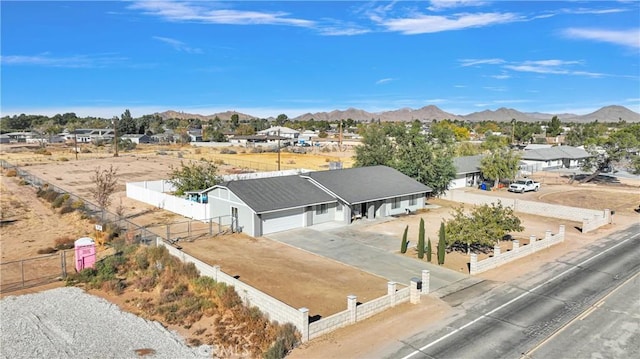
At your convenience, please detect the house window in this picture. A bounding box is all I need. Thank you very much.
[316,203,328,215]
[392,197,401,209]
[409,195,417,206]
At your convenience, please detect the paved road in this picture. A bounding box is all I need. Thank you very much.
[528,271,640,359]
[385,223,640,359]
[267,225,470,291]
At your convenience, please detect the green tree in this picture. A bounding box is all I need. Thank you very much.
[236,124,255,135]
[437,222,446,265]
[400,225,409,254]
[118,109,137,134]
[394,124,456,196]
[230,114,240,130]
[546,116,562,137]
[581,124,640,181]
[167,160,222,195]
[426,238,432,262]
[480,147,521,188]
[480,134,509,151]
[445,202,523,254]
[417,218,425,259]
[354,124,393,167]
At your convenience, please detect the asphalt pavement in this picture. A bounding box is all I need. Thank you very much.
[384,223,640,359]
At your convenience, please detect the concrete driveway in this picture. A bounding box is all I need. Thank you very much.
[266,222,471,292]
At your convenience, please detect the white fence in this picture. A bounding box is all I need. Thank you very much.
[470,225,565,275]
[126,181,209,221]
[443,190,610,233]
[158,237,430,343]
[157,239,309,339]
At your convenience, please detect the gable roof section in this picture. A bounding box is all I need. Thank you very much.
[453,155,484,175]
[220,175,336,214]
[307,165,432,205]
[521,146,590,161]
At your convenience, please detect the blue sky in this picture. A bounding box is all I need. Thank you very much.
[1,0,639,119]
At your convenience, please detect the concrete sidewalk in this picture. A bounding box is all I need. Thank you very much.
[267,226,470,291]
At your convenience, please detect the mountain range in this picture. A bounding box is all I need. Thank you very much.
[156,105,640,123]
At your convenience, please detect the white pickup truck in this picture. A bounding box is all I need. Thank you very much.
[508,179,540,193]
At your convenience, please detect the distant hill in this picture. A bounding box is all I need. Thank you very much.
[155,105,640,123]
[562,105,640,123]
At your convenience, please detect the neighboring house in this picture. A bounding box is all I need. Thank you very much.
[257,126,300,139]
[63,129,114,143]
[4,131,33,143]
[520,145,591,170]
[228,135,290,147]
[0,135,11,144]
[188,129,203,142]
[450,155,485,189]
[523,144,552,151]
[121,134,152,144]
[203,165,432,237]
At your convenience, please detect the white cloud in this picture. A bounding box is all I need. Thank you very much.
[152,36,203,54]
[563,28,640,49]
[459,58,505,67]
[504,60,606,78]
[380,12,519,34]
[376,78,394,85]
[0,53,127,68]
[129,1,314,27]
[427,0,487,11]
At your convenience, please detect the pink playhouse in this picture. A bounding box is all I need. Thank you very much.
[74,237,96,272]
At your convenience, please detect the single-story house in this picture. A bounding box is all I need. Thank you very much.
[258,126,300,139]
[63,129,115,143]
[122,134,152,144]
[228,135,291,147]
[520,145,591,170]
[203,165,432,236]
[0,135,11,144]
[450,155,485,189]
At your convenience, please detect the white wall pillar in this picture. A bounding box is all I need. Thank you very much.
[298,307,309,342]
[410,278,420,304]
[347,295,357,323]
[388,282,397,307]
[421,270,430,295]
[512,240,520,252]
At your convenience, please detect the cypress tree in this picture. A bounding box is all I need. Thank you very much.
[426,238,432,262]
[418,218,425,259]
[400,225,408,254]
[438,222,446,265]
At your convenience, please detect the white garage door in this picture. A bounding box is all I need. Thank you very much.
[261,208,304,235]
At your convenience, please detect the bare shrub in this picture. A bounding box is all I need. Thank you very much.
[5,169,17,177]
[54,236,75,250]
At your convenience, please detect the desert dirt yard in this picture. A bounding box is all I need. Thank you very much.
[1,142,639,352]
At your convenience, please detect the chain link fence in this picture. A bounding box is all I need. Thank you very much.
[0,251,73,293]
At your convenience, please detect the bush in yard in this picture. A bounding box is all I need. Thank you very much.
[5,169,17,177]
[426,238,432,262]
[400,225,408,254]
[438,222,446,265]
[417,218,425,259]
[54,236,75,250]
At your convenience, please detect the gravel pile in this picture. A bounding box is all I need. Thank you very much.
[0,287,211,358]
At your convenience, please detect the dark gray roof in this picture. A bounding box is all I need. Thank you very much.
[220,175,336,214]
[307,165,432,205]
[521,146,591,161]
[453,155,484,175]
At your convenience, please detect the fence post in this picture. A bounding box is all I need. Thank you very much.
[209,219,213,235]
[347,295,357,324]
[20,260,25,288]
[188,220,191,237]
[166,225,170,241]
[60,251,67,279]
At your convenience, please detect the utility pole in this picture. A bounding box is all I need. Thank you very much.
[112,116,119,157]
[277,128,281,171]
[74,131,78,160]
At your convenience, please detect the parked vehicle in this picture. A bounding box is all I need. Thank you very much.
[508,179,540,193]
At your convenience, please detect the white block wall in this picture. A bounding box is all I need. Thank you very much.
[443,190,608,231]
[469,225,565,275]
[157,239,306,337]
[127,182,209,221]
